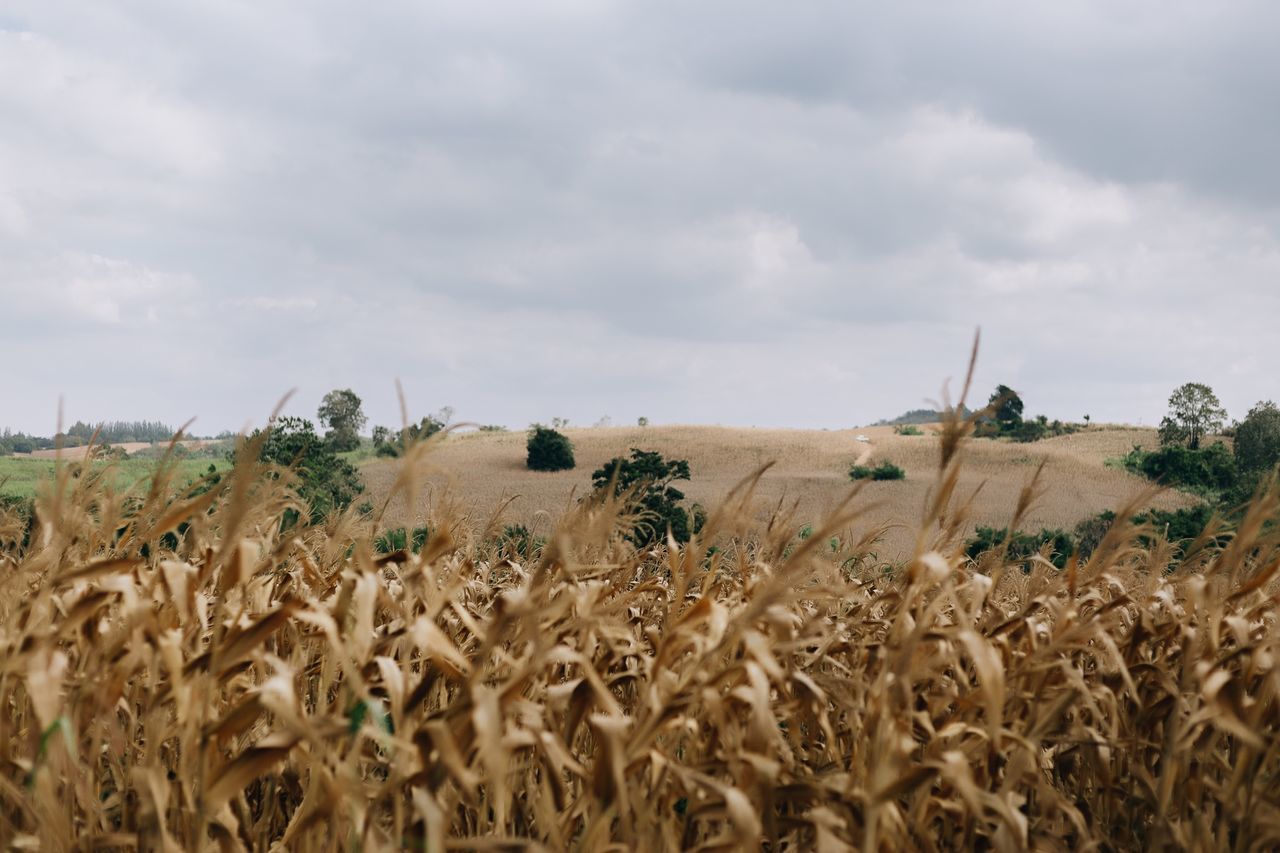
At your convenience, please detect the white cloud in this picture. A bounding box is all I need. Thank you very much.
[0,1,1278,434]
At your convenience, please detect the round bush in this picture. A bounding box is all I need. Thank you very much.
[526,426,575,471]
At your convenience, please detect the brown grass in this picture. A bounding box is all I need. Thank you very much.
[0,414,1277,849]
[365,424,1192,558]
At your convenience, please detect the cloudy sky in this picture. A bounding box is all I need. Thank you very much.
[2,1,1278,436]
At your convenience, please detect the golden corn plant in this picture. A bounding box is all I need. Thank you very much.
[0,403,1278,852]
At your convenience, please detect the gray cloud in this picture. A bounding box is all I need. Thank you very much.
[1,2,1277,435]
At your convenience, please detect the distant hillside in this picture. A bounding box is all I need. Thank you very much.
[871,407,970,426]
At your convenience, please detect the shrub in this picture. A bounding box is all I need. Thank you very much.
[1071,505,1218,559]
[526,425,575,471]
[1072,510,1116,557]
[1122,442,1237,495]
[235,416,364,524]
[1234,401,1280,475]
[592,448,696,546]
[893,424,923,436]
[965,526,1074,569]
[850,461,906,481]
[1011,420,1047,443]
[374,525,430,554]
[372,416,445,458]
[494,524,544,560]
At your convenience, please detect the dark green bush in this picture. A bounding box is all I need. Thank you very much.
[1122,442,1237,494]
[965,526,1074,569]
[1071,505,1219,559]
[374,525,430,554]
[850,461,906,481]
[235,416,364,524]
[372,416,445,458]
[527,426,575,471]
[893,425,924,436]
[591,448,696,546]
[1235,401,1280,475]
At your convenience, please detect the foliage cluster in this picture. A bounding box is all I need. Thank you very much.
[965,525,1075,569]
[591,448,702,546]
[236,416,363,523]
[849,461,906,481]
[1235,401,1280,472]
[972,386,1079,442]
[1158,382,1227,450]
[61,420,175,445]
[526,425,575,471]
[967,504,1219,568]
[0,430,54,456]
[374,525,430,554]
[317,389,368,452]
[372,416,446,458]
[1119,442,1238,496]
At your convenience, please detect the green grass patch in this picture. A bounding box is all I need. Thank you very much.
[0,456,227,498]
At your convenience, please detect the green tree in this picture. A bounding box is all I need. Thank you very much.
[988,384,1024,430]
[526,425,575,471]
[317,389,368,452]
[239,416,363,524]
[372,415,444,457]
[592,448,695,546]
[1159,382,1226,450]
[1234,400,1280,475]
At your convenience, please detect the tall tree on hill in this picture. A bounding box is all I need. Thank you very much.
[318,389,367,452]
[1234,400,1280,475]
[1159,382,1226,450]
[988,385,1024,430]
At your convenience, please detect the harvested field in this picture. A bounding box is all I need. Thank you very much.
[364,424,1194,559]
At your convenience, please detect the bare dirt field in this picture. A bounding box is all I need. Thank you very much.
[362,424,1195,558]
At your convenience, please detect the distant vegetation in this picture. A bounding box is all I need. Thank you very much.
[967,381,1280,568]
[526,425,575,471]
[317,388,367,452]
[973,385,1081,443]
[873,407,966,426]
[373,415,446,458]
[849,461,906,481]
[236,416,363,525]
[1,421,176,455]
[966,505,1217,571]
[591,448,702,546]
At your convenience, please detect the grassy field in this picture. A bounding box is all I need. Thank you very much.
[0,453,225,498]
[362,424,1195,558]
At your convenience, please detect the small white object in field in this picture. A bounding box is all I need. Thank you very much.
[855,435,871,443]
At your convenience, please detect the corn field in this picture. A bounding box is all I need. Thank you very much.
[1,410,1278,851]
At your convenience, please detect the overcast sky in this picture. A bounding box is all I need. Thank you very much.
[2,2,1278,435]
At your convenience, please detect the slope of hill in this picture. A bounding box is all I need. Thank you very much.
[872,407,970,426]
[361,424,1193,558]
